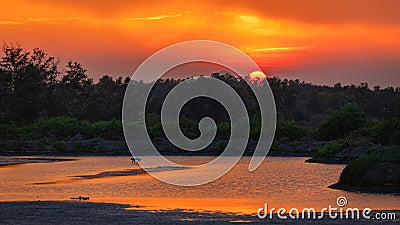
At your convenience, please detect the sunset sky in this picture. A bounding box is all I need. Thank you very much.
[1,0,399,86]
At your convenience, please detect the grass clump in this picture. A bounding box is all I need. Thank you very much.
[316,141,343,158]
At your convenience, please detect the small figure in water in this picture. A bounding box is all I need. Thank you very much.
[130,157,141,165]
[70,196,89,201]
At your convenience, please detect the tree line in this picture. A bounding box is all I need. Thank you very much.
[0,44,399,144]
[0,44,129,124]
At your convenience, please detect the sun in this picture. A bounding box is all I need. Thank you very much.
[248,71,267,82]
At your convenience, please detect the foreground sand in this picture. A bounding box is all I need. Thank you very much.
[0,201,398,225]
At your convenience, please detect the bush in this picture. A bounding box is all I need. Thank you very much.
[91,119,123,140]
[275,120,308,141]
[147,122,163,138]
[249,118,260,140]
[317,104,367,140]
[339,149,400,186]
[179,118,200,139]
[0,123,18,140]
[342,124,375,148]
[18,117,91,140]
[316,141,343,158]
[370,118,400,145]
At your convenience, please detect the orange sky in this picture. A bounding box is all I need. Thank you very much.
[1,0,400,86]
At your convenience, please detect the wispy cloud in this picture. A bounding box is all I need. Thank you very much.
[0,20,23,25]
[27,17,85,23]
[246,46,313,53]
[124,13,182,21]
[239,15,259,23]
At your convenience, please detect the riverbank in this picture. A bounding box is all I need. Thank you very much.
[306,143,394,164]
[0,201,398,225]
[0,139,326,157]
[329,150,400,195]
[329,183,400,195]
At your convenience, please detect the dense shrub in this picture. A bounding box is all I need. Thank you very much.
[339,149,400,186]
[18,117,91,140]
[316,141,343,158]
[275,120,308,141]
[179,118,201,139]
[217,123,231,139]
[317,104,367,140]
[91,119,123,140]
[147,122,163,139]
[0,123,18,140]
[147,119,201,139]
[370,118,400,145]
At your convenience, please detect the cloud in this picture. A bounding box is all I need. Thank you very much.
[239,15,259,24]
[217,0,400,25]
[124,13,182,21]
[22,0,173,16]
[27,17,85,23]
[246,46,313,53]
[22,0,400,25]
[0,20,24,25]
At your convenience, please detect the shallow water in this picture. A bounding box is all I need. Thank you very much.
[0,156,399,214]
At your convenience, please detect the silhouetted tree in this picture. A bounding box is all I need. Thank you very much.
[59,61,93,119]
[0,44,58,124]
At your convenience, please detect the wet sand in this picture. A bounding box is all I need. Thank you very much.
[0,201,398,224]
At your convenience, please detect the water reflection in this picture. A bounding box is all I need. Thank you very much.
[0,156,399,214]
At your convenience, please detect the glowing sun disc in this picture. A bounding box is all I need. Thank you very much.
[249,71,267,80]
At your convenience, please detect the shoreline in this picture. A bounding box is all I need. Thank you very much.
[0,157,76,167]
[0,139,319,157]
[329,183,400,195]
